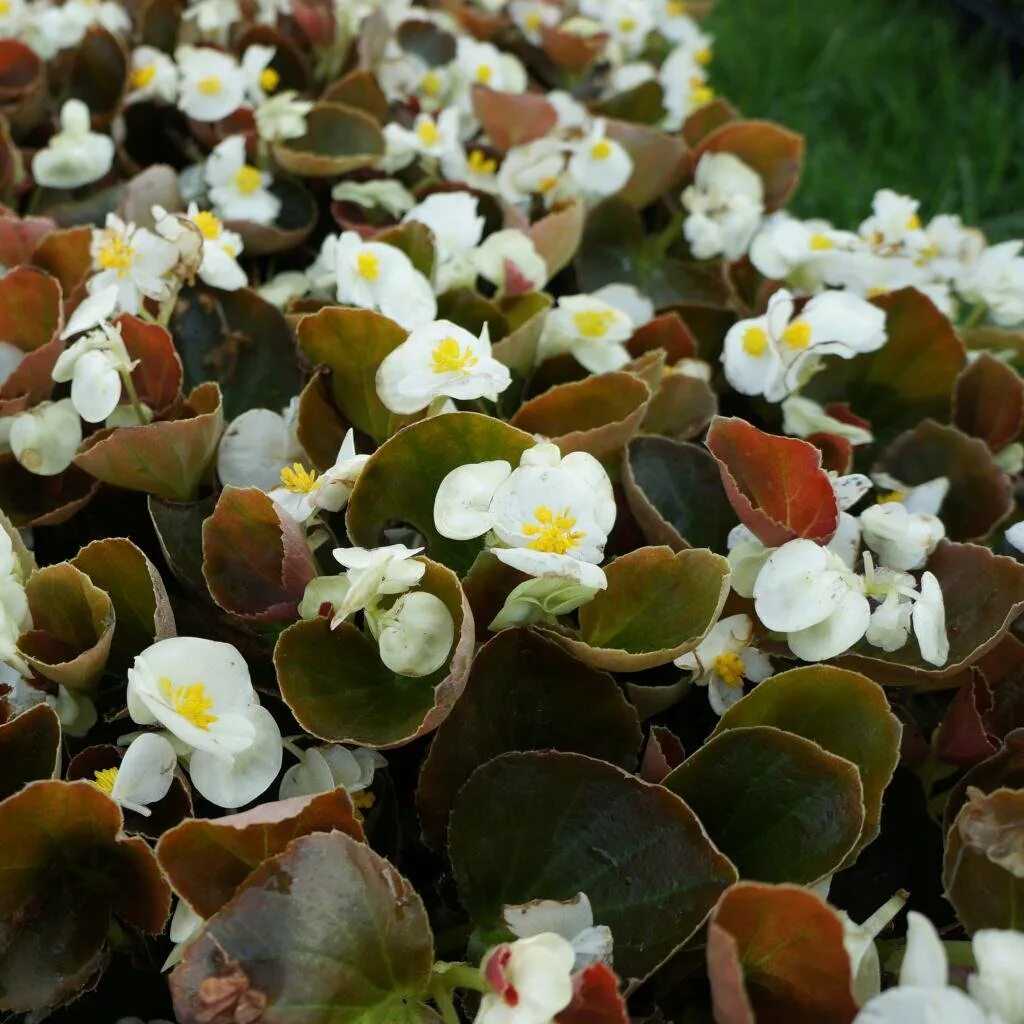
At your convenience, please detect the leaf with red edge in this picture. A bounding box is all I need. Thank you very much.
[0,704,60,801]
[527,199,585,278]
[935,673,997,767]
[953,351,1024,454]
[693,119,805,211]
[627,312,699,363]
[556,963,629,1024]
[706,416,838,546]
[540,24,608,73]
[706,882,858,1024]
[118,313,183,414]
[472,86,557,153]
[605,118,688,209]
[0,210,55,268]
[31,227,92,303]
[0,267,63,409]
[202,486,317,622]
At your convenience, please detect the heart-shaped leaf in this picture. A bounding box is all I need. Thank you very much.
[953,352,1024,454]
[472,86,557,152]
[273,102,385,177]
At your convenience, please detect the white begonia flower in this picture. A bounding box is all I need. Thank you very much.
[957,240,1024,328]
[176,45,246,122]
[181,0,241,42]
[376,319,511,415]
[0,531,28,629]
[255,90,314,142]
[749,211,860,289]
[497,137,568,208]
[456,36,527,94]
[502,892,613,973]
[754,539,871,662]
[31,99,115,190]
[368,589,456,677]
[860,502,945,572]
[566,119,633,201]
[240,43,280,105]
[333,231,437,329]
[402,191,485,293]
[473,230,548,295]
[838,892,908,1007]
[89,732,177,816]
[538,294,634,373]
[508,0,560,43]
[967,930,1024,1023]
[674,613,774,715]
[126,637,282,809]
[88,214,179,315]
[659,3,714,50]
[217,399,304,491]
[204,135,282,226]
[601,0,654,56]
[51,322,135,424]
[912,571,948,667]
[155,203,246,291]
[782,395,874,446]
[591,283,655,327]
[682,152,765,261]
[331,179,416,218]
[321,544,426,628]
[871,473,949,516]
[268,429,369,523]
[477,933,575,1024]
[258,270,311,309]
[279,743,386,804]
[127,46,178,104]
[658,43,714,128]
[162,899,204,971]
[858,188,930,256]
[381,108,462,172]
[7,399,82,476]
[61,285,119,341]
[722,288,887,403]
[923,214,986,280]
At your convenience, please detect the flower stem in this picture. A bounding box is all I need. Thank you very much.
[961,302,988,331]
[432,964,487,993]
[156,283,182,328]
[428,977,461,1024]
[120,369,148,425]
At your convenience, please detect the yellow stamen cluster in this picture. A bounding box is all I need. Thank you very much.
[417,120,439,147]
[906,213,922,230]
[197,75,223,95]
[475,64,493,84]
[877,490,907,505]
[522,505,585,555]
[259,67,280,92]
[431,338,479,375]
[713,652,746,688]
[159,678,218,730]
[468,149,497,176]
[809,232,834,251]
[589,139,612,161]
[192,210,223,240]
[232,165,263,195]
[781,320,812,349]
[96,234,136,279]
[573,308,617,339]
[421,70,442,97]
[130,64,156,89]
[91,767,119,794]
[280,463,319,494]
[742,326,768,357]
[356,250,380,281]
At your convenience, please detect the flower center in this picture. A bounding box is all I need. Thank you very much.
[537,175,559,193]
[431,337,479,375]
[468,149,497,175]
[130,63,156,89]
[417,119,439,147]
[522,505,585,554]
[713,651,746,688]
[619,17,636,31]
[232,164,263,195]
[159,677,218,730]
[696,46,713,65]
[475,64,493,84]
[192,209,222,240]
[877,490,907,505]
[667,0,687,13]
[525,10,542,28]
[280,462,319,494]
[781,320,812,349]
[91,767,119,794]
[742,325,768,356]
[690,79,714,106]
[259,66,279,92]
[573,308,617,339]
[197,74,223,95]
[356,250,380,281]
[421,70,442,96]
[590,139,613,161]
[97,234,137,279]
[809,232,834,251]
[906,213,921,230]
[0,0,10,14]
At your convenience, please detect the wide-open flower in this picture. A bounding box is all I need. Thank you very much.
[176,45,246,122]
[476,933,575,1024]
[537,293,634,373]
[255,90,314,142]
[90,733,177,816]
[566,119,633,200]
[5,399,82,476]
[682,152,765,261]
[268,429,368,522]
[312,544,426,627]
[204,135,281,225]
[722,288,887,402]
[52,322,136,423]
[382,108,461,171]
[155,203,246,291]
[502,892,613,972]
[279,744,386,805]
[860,501,945,572]
[31,99,115,189]
[127,45,178,104]
[376,320,511,414]
[127,637,282,808]
[240,43,280,105]
[456,36,527,94]
[333,231,437,329]
[217,400,304,491]
[88,214,179,315]
[675,613,773,714]
[858,188,929,256]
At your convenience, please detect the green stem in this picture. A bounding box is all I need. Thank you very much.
[156,283,182,328]
[428,977,460,1024]
[961,302,988,331]
[433,964,487,993]
[119,368,148,425]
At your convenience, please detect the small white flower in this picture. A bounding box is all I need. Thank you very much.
[61,284,119,340]
[217,400,304,491]
[204,135,281,225]
[368,589,456,677]
[176,45,246,122]
[279,743,385,803]
[51,322,135,424]
[658,42,715,128]
[749,211,859,289]
[240,43,280,105]
[402,191,485,293]
[156,203,246,291]
[871,473,949,516]
[958,240,1024,328]
[538,293,634,373]
[456,36,527,94]
[381,107,462,171]
[268,429,368,523]
[313,544,426,628]
[967,929,1024,1024]
[6,399,82,476]
[376,319,510,415]
[591,283,654,327]
[181,0,241,42]
[127,46,178,104]
[31,99,115,190]
[255,90,314,142]
[722,288,887,403]
[782,395,873,446]
[502,892,613,972]
[682,152,765,261]
[599,0,653,56]
[126,637,282,809]
[89,732,177,816]
[858,189,929,256]
[508,0,560,43]
[333,231,437,329]
[87,214,179,315]
[912,571,948,667]
[675,613,773,715]
[474,230,548,295]
[566,119,633,201]
[497,137,568,208]
[860,502,945,572]
[477,933,575,1024]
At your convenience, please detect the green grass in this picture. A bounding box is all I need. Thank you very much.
[707,0,1024,239]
